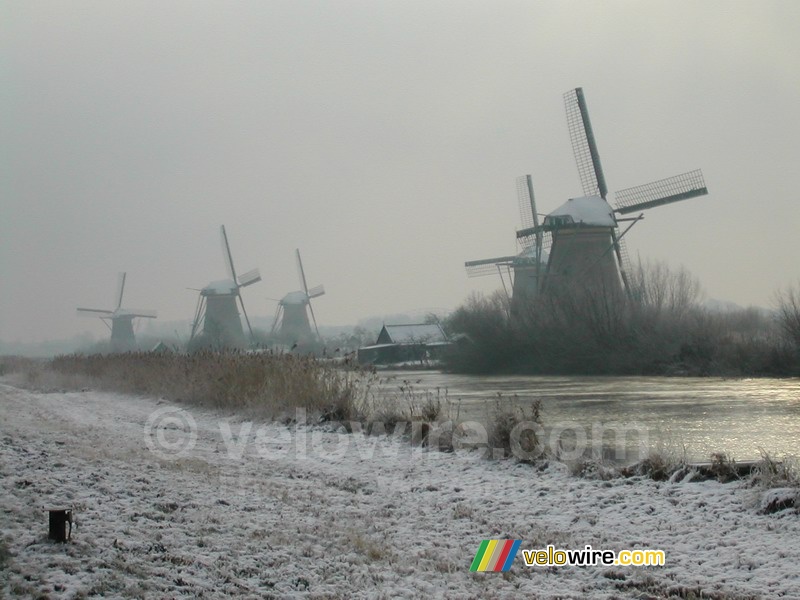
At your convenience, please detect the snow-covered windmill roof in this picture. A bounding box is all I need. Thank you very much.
[280,291,308,306]
[515,244,549,265]
[114,309,157,319]
[202,279,238,295]
[546,195,616,227]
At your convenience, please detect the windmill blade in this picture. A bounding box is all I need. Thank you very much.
[237,268,262,288]
[294,250,322,337]
[307,284,325,299]
[295,249,310,297]
[270,304,282,334]
[115,272,127,310]
[465,256,516,277]
[190,295,205,340]
[307,296,321,338]
[466,263,510,278]
[516,223,547,244]
[77,307,113,317]
[516,175,539,229]
[610,215,643,293]
[220,225,238,283]
[238,294,255,339]
[118,309,158,319]
[564,87,608,199]
[614,169,708,215]
[517,175,535,230]
[516,174,545,262]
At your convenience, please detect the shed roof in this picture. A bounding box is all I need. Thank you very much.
[379,323,448,344]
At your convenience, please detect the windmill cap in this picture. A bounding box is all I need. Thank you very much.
[281,290,309,305]
[516,245,549,264]
[545,195,616,227]
[202,279,238,295]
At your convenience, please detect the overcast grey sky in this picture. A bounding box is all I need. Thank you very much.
[2,1,799,343]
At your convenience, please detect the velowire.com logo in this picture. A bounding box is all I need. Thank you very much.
[469,540,522,572]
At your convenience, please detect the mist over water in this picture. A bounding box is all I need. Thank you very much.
[379,372,800,462]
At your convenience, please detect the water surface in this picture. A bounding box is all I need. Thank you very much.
[375,371,800,462]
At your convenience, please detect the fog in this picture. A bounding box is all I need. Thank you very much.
[2,1,799,344]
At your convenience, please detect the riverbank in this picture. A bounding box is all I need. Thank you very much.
[374,370,800,463]
[1,381,798,599]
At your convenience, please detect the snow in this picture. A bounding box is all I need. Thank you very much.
[760,488,800,514]
[381,324,448,344]
[280,291,308,306]
[516,244,549,264]
[1,382,799,599]
[545,196,617,227]
[114,309,157,319]
[203,279,238,295]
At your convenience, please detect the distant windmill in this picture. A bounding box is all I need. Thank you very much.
[77,272,157,350]
[189,225,261,347]
[465,174,548,310]
[467,87,709,306]
[271,249,325,344]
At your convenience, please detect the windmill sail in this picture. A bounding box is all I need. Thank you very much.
[614,169,708,214]
[296,250,321,336]
[564,87,608,199]
[115,272,126,310]
[220,225,238,283]
[464,256,516,277]
[307,284,325,299]
[77,308,114,316]
[237,268,262,288]
[119,309,158,319]
[517,175,536,230]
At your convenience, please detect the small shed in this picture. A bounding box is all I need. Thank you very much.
[150,341,171,353]
[358,323,450,366]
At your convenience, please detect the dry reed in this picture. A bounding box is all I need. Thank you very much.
[46,351,372,420]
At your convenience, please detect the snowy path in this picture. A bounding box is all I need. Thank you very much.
[1,382,799,599]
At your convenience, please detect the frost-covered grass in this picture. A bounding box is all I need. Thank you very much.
[575,449,800,493]
[1,382,799,599]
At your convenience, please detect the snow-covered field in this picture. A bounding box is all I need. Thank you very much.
[1,381,798,599]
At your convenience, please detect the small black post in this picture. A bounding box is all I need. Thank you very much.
[48,509,72,543]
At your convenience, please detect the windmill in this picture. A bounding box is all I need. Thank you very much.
[189,225,261,347]
[270,249,325,344]
[467,87,708,307]
[77,272,157,350]
[465,174,548,311]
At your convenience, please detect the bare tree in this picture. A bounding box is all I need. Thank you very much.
[628,259,702,319]
[775,282,800,348]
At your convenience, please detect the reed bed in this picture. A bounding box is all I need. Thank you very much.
[44,351,373,420]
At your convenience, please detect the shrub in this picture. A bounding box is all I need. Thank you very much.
[445,263,800,376]
[487,397,543,461]
[749,451,799,489]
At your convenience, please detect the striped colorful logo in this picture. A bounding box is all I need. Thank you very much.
[470,540,522,572]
